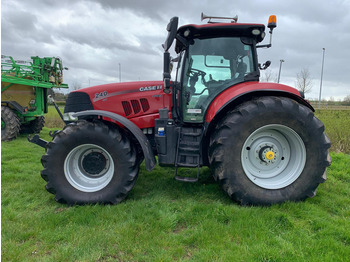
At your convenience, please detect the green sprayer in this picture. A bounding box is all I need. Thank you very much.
[1,55,68,141]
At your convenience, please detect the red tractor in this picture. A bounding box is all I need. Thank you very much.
[32,14,331,206]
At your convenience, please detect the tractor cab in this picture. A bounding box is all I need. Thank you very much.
[163,14,274,123]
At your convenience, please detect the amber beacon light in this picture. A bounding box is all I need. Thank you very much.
[268,15,277,29]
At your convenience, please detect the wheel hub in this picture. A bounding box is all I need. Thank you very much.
[257,145,278,165]
[81,150,109,177]
[265,150,275,160]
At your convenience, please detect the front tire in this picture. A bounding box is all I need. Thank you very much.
[41,120,139,205]
[209,96,331,205]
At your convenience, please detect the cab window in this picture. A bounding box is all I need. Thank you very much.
[181,37,255,122]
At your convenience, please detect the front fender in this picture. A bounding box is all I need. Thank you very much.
[73,110,156,171]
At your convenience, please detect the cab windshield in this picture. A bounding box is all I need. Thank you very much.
[181,37,256,122]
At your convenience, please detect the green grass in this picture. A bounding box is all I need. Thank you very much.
[2,130,350,261]
[315,110,350,154]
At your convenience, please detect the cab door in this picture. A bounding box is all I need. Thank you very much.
[179,37,256,123]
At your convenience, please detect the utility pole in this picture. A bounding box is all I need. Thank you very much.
[318,48,326,109]
[277,59,284,83]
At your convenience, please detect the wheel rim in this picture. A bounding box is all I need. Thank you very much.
[241,124,306,189]
[64,144,114,192]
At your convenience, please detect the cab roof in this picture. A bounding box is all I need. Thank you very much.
[175,23,265,53]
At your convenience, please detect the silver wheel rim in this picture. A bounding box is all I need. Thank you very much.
[241,124,306,189]
[64,144,114,192]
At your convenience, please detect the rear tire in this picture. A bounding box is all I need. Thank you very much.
[209,96,331,205]
[1,106,20,141]
[20,116,45,134]
[41,120,139,205]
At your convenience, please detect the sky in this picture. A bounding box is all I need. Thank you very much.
[1,0,350,100]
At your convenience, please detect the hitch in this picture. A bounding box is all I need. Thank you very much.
[28,134,48,148]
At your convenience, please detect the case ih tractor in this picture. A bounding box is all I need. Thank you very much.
[31,14,331,206]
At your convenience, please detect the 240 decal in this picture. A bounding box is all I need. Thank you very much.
[95,91,108,99]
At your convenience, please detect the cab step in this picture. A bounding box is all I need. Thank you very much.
[174,126,202,183]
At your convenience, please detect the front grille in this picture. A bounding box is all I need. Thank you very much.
[64,92,94,113]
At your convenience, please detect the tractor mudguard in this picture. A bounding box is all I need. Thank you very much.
[73,110,156,171]
[205,82,313,123]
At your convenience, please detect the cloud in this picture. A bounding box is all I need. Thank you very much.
[1,0,349,99]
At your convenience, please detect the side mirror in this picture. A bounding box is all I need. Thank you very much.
[259,60,271,70]
[163,17,178,93]
[163,17,178,51]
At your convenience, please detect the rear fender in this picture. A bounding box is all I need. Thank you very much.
[73,110,156,171]
[205,82,313,123]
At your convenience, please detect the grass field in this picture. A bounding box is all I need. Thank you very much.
[314,110,350,154]
[1,107,350,261]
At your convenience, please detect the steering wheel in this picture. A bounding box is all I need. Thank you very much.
[185,68,208,101]
[189,68,206,77]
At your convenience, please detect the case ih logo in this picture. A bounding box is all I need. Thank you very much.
[139,85,162,92]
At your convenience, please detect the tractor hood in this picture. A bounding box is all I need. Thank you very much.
[64,81,171,124]
[78,81,164,103]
